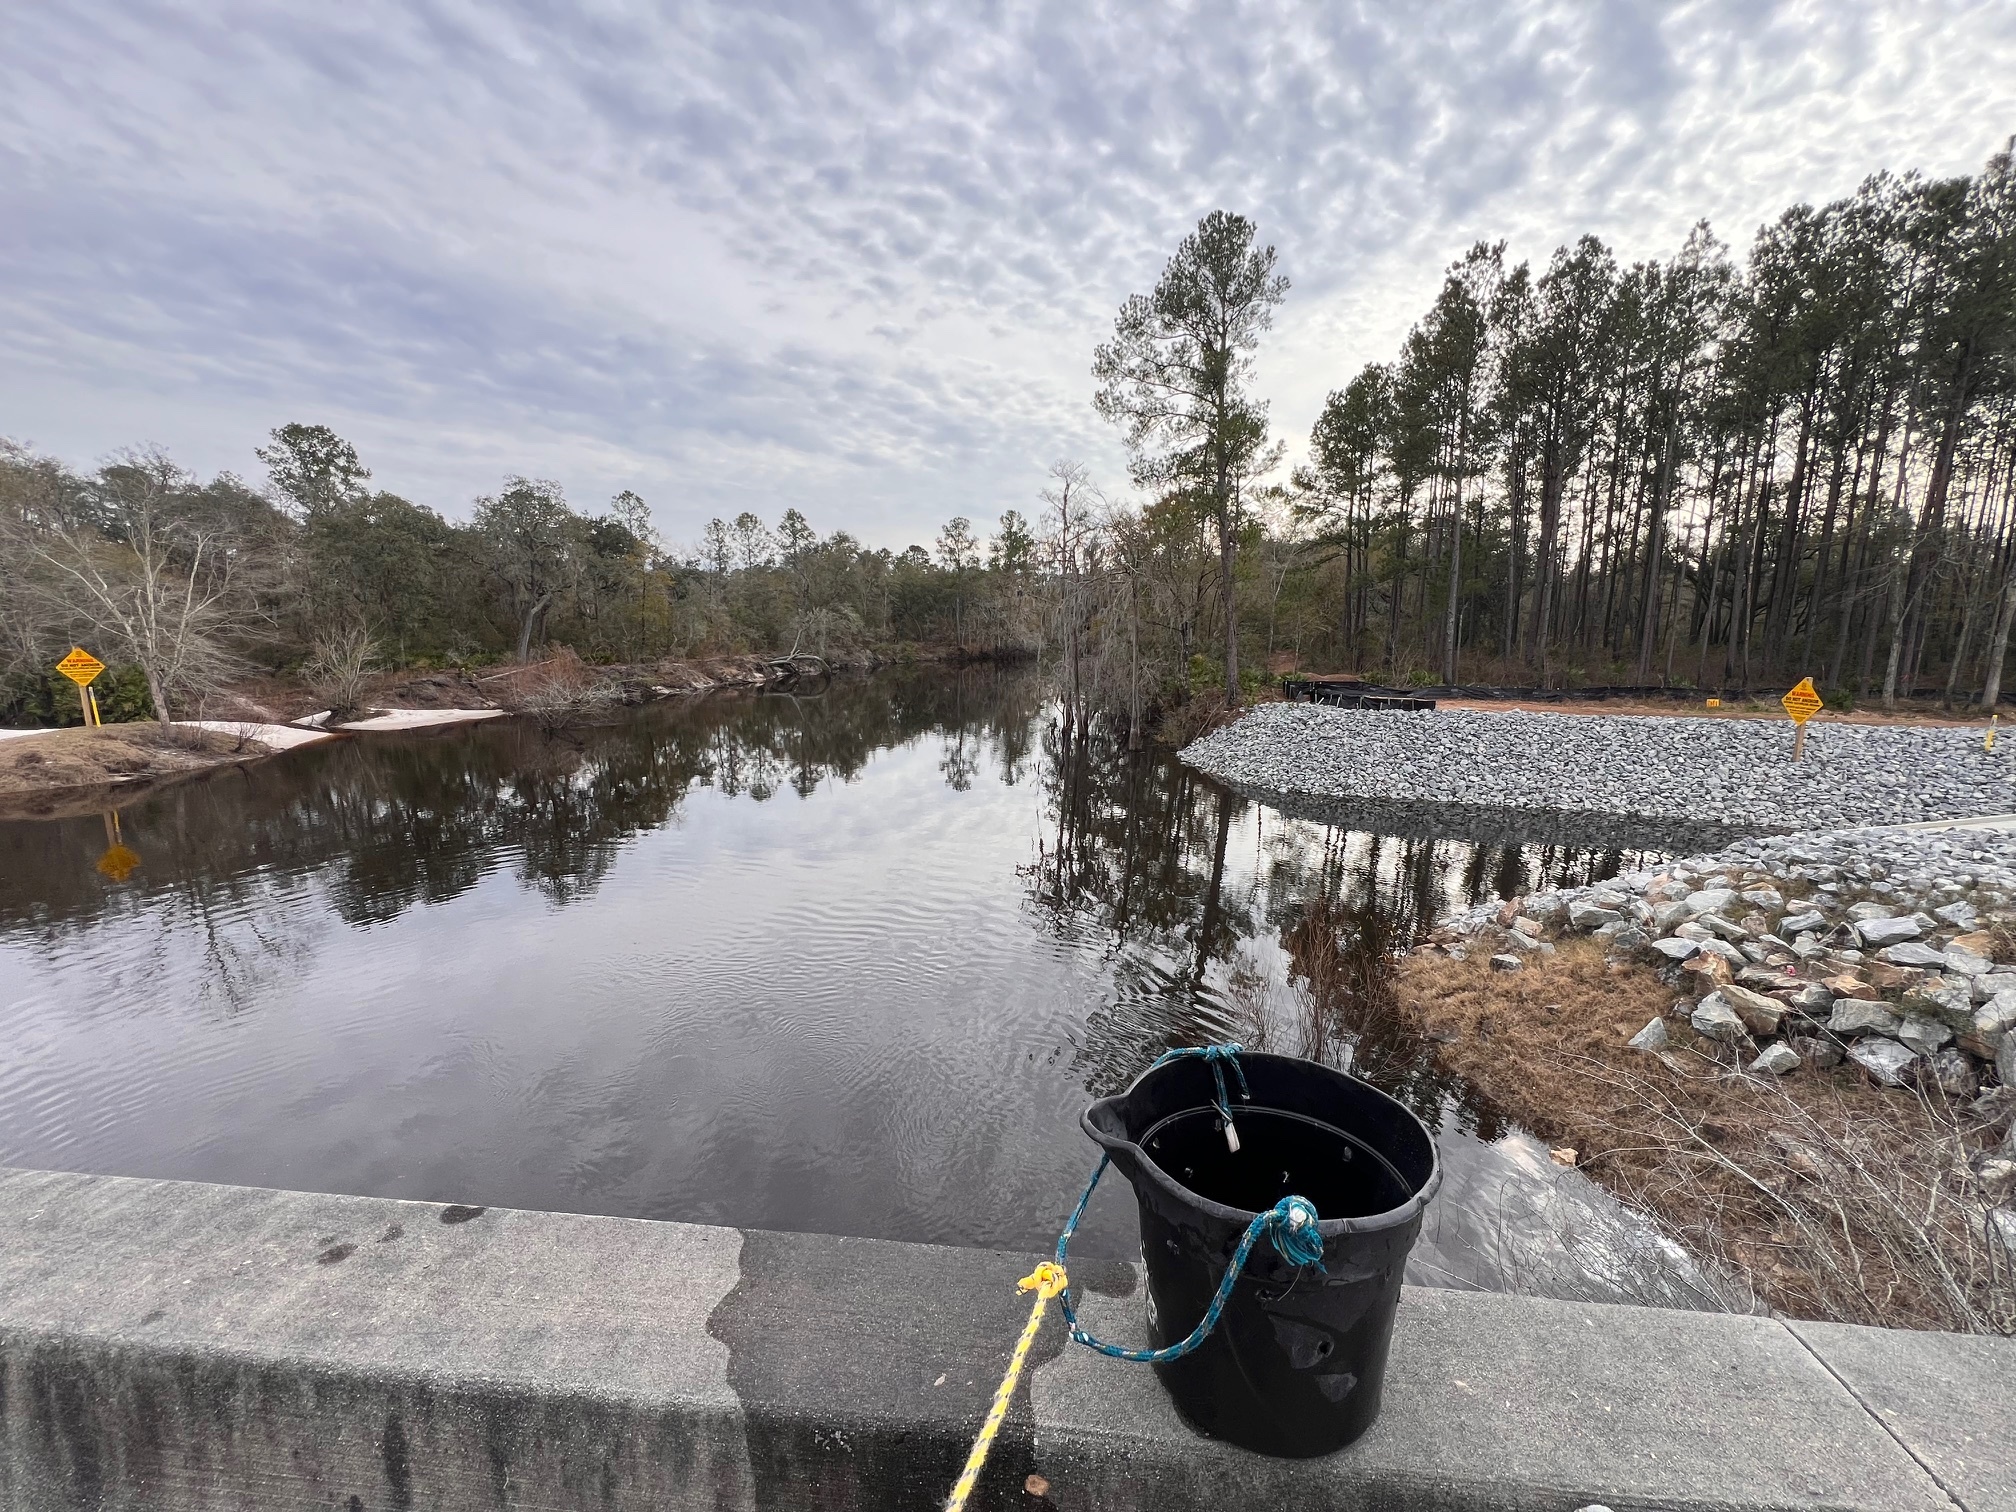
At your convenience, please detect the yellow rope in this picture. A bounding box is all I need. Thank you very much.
[944,1261,1067,1512]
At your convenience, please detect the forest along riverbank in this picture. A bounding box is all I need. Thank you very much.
[0,646,1011,818]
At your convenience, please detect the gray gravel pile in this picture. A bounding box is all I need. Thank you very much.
[1435,828,2016,1121]
[1182,704,2016,832]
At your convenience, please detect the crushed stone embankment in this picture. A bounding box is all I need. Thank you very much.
[1182,702,2016,832]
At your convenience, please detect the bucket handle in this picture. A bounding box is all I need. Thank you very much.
[1153,1043,1252,1150]
[1053,1153,1325,1363]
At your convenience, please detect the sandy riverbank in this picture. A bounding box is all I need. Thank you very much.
[0,725,298,820]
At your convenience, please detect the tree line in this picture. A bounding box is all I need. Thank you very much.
[9,140,2011,730]
[1066,142,2016,725]
[0,425,1041,724]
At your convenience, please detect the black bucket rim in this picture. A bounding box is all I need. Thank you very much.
[1081,1049,1442,1238]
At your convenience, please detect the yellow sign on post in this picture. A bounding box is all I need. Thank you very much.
[56,647,105,686]
[1781,677,1823,723]
[1782,676,1823,760]
[56,647,106,727]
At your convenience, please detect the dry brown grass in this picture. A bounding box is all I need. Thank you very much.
[0,724,260,817]
[1397,941,2016,1333]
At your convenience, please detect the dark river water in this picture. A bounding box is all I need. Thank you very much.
[0,667,1724,1303]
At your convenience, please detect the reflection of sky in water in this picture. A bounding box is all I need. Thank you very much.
[0,669,1732,1306]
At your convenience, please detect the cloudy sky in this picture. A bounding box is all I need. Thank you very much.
[4,2,2013,550]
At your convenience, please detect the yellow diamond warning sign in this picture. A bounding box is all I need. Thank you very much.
[1781,677,1824,725]
[55,647,105,686]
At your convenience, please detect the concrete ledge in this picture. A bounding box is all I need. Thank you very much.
[0,1166,2006,1511]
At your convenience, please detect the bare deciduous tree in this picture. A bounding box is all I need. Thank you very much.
[1040,461,1101,735]
[16,449,253,725]
[304,621,378,721]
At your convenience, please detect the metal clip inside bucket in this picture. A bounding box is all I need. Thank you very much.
[1223,1119,1240,1153]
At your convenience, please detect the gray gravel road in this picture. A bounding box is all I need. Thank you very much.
[1181,703,2016,832]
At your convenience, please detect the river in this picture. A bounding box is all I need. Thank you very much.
[0,667,1730,1306]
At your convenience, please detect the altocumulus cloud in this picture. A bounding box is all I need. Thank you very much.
[2,0,2012,546]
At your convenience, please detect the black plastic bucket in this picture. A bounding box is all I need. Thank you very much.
[1082,1050,1440,1456]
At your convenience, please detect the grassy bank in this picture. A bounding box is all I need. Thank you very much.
[0,725,274,820]
[1396,941,2016,1333]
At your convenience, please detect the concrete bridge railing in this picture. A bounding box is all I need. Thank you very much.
[0,1165,2008,1511]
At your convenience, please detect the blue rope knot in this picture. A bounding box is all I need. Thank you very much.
[1269,1194,1326,1270]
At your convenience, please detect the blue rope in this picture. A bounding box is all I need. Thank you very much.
[1054,1045,1325,1364]
[1149,1043,1251,1134]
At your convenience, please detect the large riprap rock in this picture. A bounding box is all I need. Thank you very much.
[1944,942,1996,977]
[1422,813,2016,1096]
[1750,1042,1801,1075]
[1971,971,2016,1002]
[1829,999,1904,1037]
[1720,984,1787,1035]
[1855,916,1923,947]
[1849,1038,1919,1087]
[1627,1018,1670,1052]
[1972,991,2016,1050]
[1899,978,1976,1033]
[1895,1016,1953,1055]
[1787,1034,1845,1069]
[1691,994,1752,1045]
[1925,1048,1980,1098]
[1685,888,1738,917]
[1879,941,1947,967]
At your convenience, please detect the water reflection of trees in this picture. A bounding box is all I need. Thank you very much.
[1025,723,1666,1127]
[0,665,1046,936]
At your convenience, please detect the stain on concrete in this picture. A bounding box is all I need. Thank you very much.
[25,1351,104,1509]
[381,1410,413,1508]
[138,1308,165,1326]
[378,1222,405,1243]
[318,1243,356,1265]
[475,1390,525,1506]
[438,1205,485,1225]
[709,1230,1135,1511]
